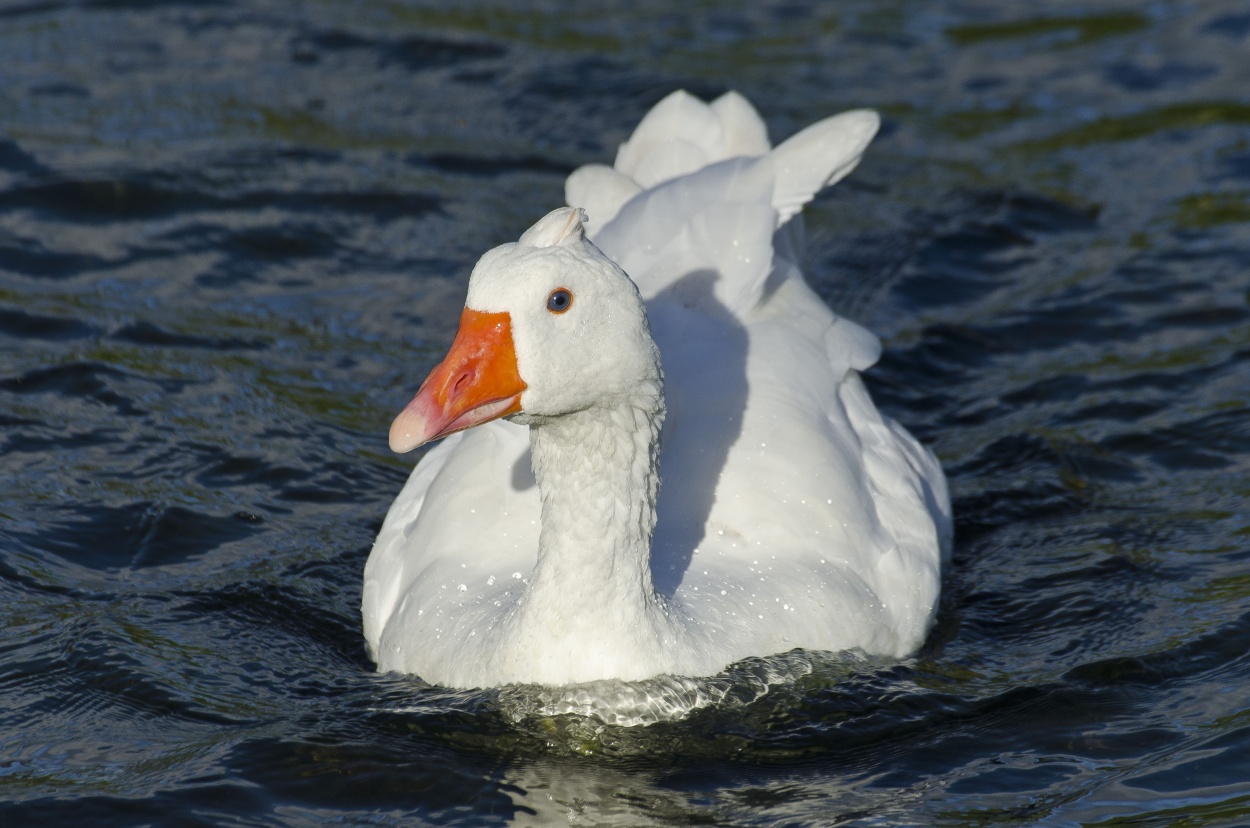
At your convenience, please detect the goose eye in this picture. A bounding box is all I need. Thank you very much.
[546,288,573,314]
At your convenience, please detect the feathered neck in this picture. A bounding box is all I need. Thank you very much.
[502,381,671,684]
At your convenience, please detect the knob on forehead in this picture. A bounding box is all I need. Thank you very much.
[518,207,588,248]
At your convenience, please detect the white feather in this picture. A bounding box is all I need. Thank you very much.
[364,91,949,694]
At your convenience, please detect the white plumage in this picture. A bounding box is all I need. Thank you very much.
[364,90,951,690]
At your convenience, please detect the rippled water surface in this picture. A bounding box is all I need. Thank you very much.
[3,1,1250,825]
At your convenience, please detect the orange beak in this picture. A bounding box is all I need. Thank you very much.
[388,308,527,453]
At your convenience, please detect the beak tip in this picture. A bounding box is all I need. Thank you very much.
[389,407,429,454]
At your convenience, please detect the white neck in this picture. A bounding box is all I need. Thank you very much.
[503,384,671,683]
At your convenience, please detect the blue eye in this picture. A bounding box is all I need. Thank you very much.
[547,288,573,314]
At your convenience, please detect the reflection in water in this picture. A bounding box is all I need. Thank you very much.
[502,760,684,826]
[2,0,1250,825]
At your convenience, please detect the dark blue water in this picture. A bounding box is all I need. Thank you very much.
[2,1,1249,824]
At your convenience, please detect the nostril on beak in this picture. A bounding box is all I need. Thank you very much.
[452,371,474,396]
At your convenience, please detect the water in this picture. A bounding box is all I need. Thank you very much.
[2,0,1248,824]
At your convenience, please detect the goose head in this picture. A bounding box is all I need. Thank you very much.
[389,207,662,453]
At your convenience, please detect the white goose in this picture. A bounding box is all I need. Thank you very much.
[364,91,951,690]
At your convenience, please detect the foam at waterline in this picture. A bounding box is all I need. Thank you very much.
[492,649,874,727]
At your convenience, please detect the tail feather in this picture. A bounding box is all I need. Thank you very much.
[612,90,775,190]
[769,110,879,226]
[708,91,771,159]
[614,91,721,187]
[566,92,879,316]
